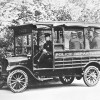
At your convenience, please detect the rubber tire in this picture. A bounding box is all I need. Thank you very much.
[59,76,74,85]
[7,69,28,93]
[83,66,100,87]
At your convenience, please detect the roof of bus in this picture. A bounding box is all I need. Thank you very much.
[10,21,100,36]
[10,21,100,29]
[9,21,100,36]
[34,21,100,28]
[10,24,36,29]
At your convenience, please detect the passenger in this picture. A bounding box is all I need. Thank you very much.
[91,29,100,49]
[37,33,52,65]
[69,32,81,49]
[85,29,94,49]
[88,30,94,49]
[78,31,84,49]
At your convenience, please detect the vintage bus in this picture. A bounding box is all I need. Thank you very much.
[0,21,100,93]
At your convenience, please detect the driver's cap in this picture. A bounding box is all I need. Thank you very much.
[44,33,51,37]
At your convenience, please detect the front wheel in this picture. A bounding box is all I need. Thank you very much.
[7,69,28,93]
[83,66,100,87]
[59,76,74,85]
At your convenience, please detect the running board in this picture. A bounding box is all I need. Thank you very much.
[36,77,53,81]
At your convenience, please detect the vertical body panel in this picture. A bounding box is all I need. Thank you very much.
[51,27,55,69]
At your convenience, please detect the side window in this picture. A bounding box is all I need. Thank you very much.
[54,28,84,51]
[64,29,84,50]
[15,35,31,55]
[54,30,64,43]
[53,29,64,51]
[64,31,70,50]
[85,28,100,49]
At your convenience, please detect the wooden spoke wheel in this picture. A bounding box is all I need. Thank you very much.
[7,69,28,93]
[83,66,100,87]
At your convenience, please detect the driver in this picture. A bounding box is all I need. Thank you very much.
[37,33,52,64]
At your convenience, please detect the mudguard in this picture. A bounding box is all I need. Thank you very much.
[6,65,43,81]
[83,61,100,71]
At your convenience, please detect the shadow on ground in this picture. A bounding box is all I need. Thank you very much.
[27,79,86,92]
[0,79,86,92]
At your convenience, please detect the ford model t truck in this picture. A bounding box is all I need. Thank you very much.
[0,21,100,93]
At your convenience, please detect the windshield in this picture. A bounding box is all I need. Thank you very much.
[15,34,31,56]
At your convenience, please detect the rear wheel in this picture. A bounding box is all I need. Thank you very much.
[7,69,28,93]
[59,76,74,85]
[83,66,100,87]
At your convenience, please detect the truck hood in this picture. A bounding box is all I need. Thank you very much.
[7,56,28,66]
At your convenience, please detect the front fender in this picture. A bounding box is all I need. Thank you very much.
[6,65,43,81]
[7,65,23,71]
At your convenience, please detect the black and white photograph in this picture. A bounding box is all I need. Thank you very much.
[0,0,100,100]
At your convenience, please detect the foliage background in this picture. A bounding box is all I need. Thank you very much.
[0,0,100,50]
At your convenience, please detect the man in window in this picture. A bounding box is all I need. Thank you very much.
[88,29,94,49]
[69,32,81,49]
[91,29,100,49]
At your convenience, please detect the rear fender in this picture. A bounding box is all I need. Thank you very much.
[7,65,31,72]
[83,61,100,71]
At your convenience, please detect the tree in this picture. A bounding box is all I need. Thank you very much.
[1,0,100,51]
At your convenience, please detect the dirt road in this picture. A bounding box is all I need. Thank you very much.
[0,78,100,100]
